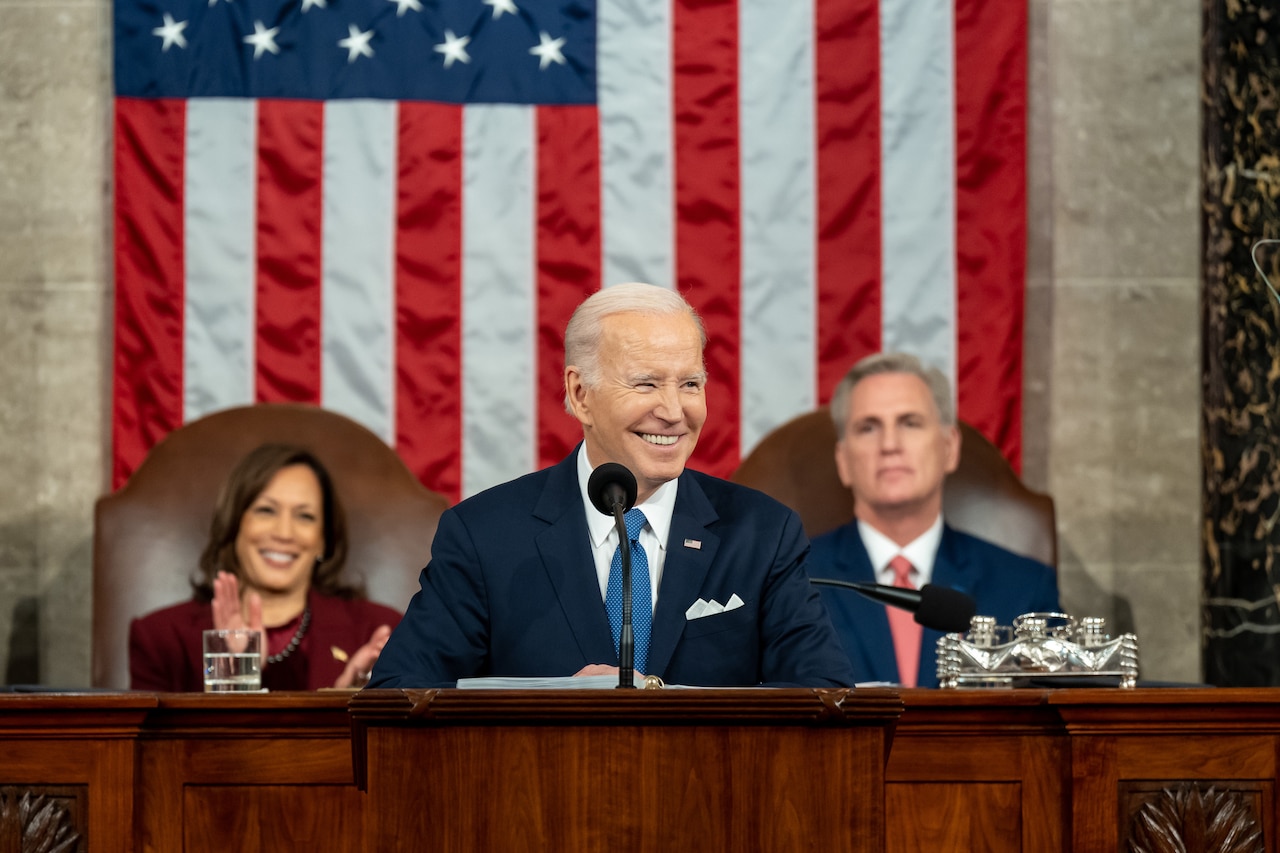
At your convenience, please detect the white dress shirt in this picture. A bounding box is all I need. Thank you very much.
[859,515,944,587]
[576,445,674,609]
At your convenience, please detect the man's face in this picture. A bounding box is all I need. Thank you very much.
[834,371,959,525]
[566,311,707,504]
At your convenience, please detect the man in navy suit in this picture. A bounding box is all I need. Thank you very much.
[370,283,855,689]
[809,353,1060,688]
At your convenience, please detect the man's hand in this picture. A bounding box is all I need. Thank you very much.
[572,664,646,679]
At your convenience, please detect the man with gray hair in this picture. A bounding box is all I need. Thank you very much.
[808,352,1059,687]
[371,282,855,688]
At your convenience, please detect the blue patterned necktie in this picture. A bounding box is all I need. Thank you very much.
[605,507,652,674]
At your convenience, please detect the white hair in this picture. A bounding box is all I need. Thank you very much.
[829,351,955,431]
[563,283,706,410]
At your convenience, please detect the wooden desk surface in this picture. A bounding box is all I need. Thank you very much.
[0,687,1275,852]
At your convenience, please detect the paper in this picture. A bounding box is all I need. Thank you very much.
[456,675,621,689]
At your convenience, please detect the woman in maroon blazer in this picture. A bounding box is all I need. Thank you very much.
[129,444,401,691]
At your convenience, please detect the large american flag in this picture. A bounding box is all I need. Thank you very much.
[112,0,1026,503]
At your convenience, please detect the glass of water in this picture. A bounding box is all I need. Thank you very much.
[202,628,264,692]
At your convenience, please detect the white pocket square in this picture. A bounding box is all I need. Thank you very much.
[685,593,744,620]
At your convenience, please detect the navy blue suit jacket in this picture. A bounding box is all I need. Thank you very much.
[370,450,856,688]
[810,521,1060,688]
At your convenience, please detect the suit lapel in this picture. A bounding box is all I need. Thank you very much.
[845,525,900,683]
[645,472,719,677]
[532,453,618,665]
[930,525,975,593]
[917,525,974,688]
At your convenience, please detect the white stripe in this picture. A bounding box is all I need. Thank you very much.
[184,98,256,421]
[461,105,536,498]
[321,100,397,445]
[598,0,674,289]
[879,0,957,383]
[738,0,817,454]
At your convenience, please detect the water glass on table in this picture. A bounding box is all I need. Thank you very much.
[202,628,263,692]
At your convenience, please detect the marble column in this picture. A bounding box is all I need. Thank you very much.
[1202,0,1280,684]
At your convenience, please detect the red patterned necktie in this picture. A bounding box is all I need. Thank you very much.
[888,555,922,687]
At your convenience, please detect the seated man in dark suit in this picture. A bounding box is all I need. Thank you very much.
[370,282,855,689]
[810,352,1060,687]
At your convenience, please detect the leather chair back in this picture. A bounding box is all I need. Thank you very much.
[92,404,448,689]
[730,409,1057,567]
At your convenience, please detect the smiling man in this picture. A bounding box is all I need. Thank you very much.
[809,353,1060,687]
[370,283,854,688]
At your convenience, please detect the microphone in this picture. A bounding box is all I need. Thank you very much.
[810,578,976,633]
[587,462,638,515]
[587,463,639,688]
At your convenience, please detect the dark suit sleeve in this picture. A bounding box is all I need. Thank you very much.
[756,510,858,688]
[129,617,170,691]
[367,508,490,688]
[129,608,199,692]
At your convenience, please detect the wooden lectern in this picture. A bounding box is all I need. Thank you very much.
[349,687,903,852]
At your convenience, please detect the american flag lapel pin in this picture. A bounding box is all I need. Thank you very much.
[684,539,702,550]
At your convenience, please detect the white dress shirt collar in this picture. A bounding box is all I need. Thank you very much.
[576,445,677,551]
[858,515,944,587]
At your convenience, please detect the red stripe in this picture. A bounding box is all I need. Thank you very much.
[255,100,323,405]
[394,102,464,503]
[111,98,186,490]
[536,106,602,471]
[953,0,1026,467]
[673,0,741,479]
[815,0,882,405]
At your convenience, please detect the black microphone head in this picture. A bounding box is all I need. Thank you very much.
[587,463,638,515]
[915,584,977,633]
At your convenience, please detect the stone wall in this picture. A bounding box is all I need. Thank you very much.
[0,0,1205,685]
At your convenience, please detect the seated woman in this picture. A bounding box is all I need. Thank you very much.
[129,443,402,691]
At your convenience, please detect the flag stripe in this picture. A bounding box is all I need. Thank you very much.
[184,98,255,423]
[111,0,1030,498]
[393,101,464,502]
[739,0,818,451]
[535,105,601,471]
[598,0,673,290]
[879,0,957,383]
[461,105,537,498]
[954,0,1026,465]
[814,0,882,400]
[321,99,398,443]
[674,0,742,478]
[255,99,324,404]
[113,97,186,490]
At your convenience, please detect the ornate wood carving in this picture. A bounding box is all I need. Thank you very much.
[1125,783,1263,853]
[0,786,85,853]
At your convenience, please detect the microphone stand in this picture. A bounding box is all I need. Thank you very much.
[612,505,635,688]
[809,577,977,633]
[809,577,921,610]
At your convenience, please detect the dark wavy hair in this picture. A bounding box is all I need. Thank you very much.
[192,443,359,602]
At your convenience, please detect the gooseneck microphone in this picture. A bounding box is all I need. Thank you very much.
[588,462,638,517]
[587,463,640,688]
[810,578,977,633]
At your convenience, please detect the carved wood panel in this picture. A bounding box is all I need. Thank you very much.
[0,786,85,853]
[1122,782,1266,853]
[181,785,368,853]
[886,782,1021,852]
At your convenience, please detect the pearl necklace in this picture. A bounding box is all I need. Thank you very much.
[266,607,311,665]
